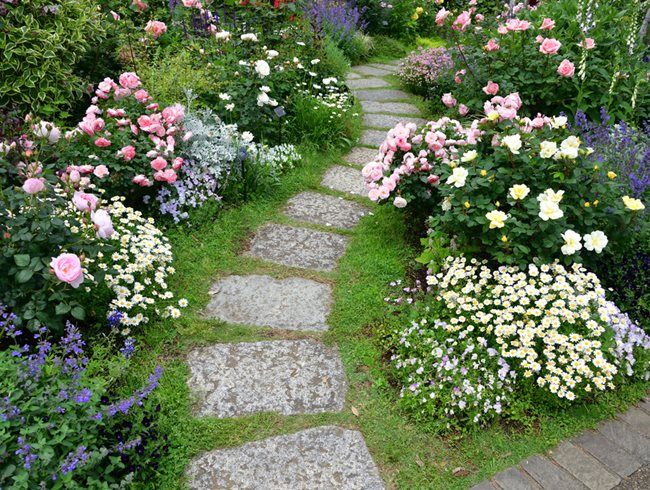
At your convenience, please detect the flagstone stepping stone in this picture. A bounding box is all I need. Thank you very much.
[354,88,410,101]
[352,65,393,76]
[492,467,541,489]
[597,419,650,463]
[361,129,388,147]
[369,62,400,72]
[347,77,390,90]
[470,481,498,490]
[549,441,620,490]
[321,165,367,197]
[284,191,368,230]
[246,223,349,271]
[205,275,331,331]
[187,340,347,418]
[572,431,642,478]
[361,100,421,115]
[521,455,587,490]
[347,72,362,80]
[618,407,650,439]
[186,425,385,489]
[363,113,426,129]
[344,146,380,166]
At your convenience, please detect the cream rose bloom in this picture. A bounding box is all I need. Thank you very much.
[509,184,530,200]
[501,134,522,154]
[539,140,558,159]
[485,210,508,229]
[561,230,582,255]
[447,166,469,188]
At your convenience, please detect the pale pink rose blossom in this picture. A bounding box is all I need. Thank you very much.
[540,18,555,30]
[579,38,596,49]
[442,93,457,108]
[119,145,136,161]
[93,165,109,178]
[118,72,141,89]
[497,25,508,35]
[22,178,45,194]
[172,157,184,170]
[535,34,544,43]
[91,209,114,239]
[151,157,168,171]
[435,8,450,25]
[484,39,500,51]
[482,81,499,95]
[458,104,469,116]
[557,59,575,77]
[132,175,152,187]
[111,11,120,21]
[134,89,151,103]
[539,38,562,55]
[505,18,531,31]
[452,11,471,31]
[94,137,111,147]
[162,104,185,124]
[72,191,99,212]
[50,253,84,288]
[145,20,167,38]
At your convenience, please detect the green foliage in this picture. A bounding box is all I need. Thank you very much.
[319,39,351,78]
[0,0,103,122]
[339,32,374,65]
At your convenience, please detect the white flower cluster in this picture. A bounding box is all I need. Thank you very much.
[251,144,302,174]
[427,256,649,402]
[99,197,187,330]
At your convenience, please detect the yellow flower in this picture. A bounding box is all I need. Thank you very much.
[464,201,471,209]
[622,195,645,211]
[415,6,424,14]
[509,184,531,201]
[501,235,508,243]
[485,210,508,229]
[411,12,419,20]
[480,169,487,176]
[593,165,599,171]
[584,202,590,207]
[495,201,500,207]
[607,171,617,179]
[593,199,599,206]
[487,110,500,121]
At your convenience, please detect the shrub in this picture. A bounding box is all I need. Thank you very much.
[398,47,454,96]
[362,96,644,265]
[433,0,649,123]
[0,0,103,122]
[320,38,351,78]
[0,312,166,488]
[385,257,650,430]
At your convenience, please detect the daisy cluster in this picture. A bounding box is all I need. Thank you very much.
[249,143,302,174]
[98,197,187,331]
[426,256,650,401]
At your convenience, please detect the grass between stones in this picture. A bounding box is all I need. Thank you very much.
[128,58,648,489]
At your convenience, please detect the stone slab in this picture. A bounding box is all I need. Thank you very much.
[522,455,587,490]
[549,441,620,490]
[187,340,347,418]
[597,420,650,463]
[360,129,388,147]
[354,89,410,101]
[186,426,385,489]
[471,481,498,490]
[347,78,390,90]
[572,431,642,478]
[619,407,650,439]
[361,100,421,115]
[346,72,362,80]
[492,467,542,489]
[613,464,650,490]
[363,113,426,129]
[245,224,349,272]
[205,275,331,331]
[369,63,399,73]
[284,191,368,230]
[321,165,367,197]
[640,397,650,414]
[352,65,393,76]
[344,147,380,167]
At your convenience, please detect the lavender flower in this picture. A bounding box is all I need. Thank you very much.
[304,0,367,42]
[60,446,89,475]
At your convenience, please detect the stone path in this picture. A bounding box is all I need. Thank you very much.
[184,59,421,489]
[472,397,650,490]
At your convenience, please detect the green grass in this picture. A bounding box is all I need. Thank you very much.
[128,59,648,489]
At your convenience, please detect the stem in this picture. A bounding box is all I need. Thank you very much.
[452,33,477,82]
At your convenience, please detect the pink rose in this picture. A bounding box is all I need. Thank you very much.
[111,10,120,21]
[475,13,484,22]
[162,104,185,124]
[91,209,114,239]
[154,169,177,183]
[94,137,111,147]
[172,157,184,170]
[132,175,152,187]
[557,59,575,78]
[119,145,136,161]
[540,18,555,30]
[22,177,45,194]
[93,165,109,178]
[452,11,471,31]
[454,69,466,84]
[145,20,167,38]
[482,81,499,95]
[579,38,595,50]
[50,253,84,288]
[539,38,562,55]
[132,0,147,11]
[505,19,530,31]
[134,89,150,103]
[441,93,457,108]
[435,8,450,25]
[72,191,99,212]
[484,39,500,52]
[118,72,141,90]
[458,104,469,116]
[151,157,168,171]
[182,0,200,6]
[497,25,508,35]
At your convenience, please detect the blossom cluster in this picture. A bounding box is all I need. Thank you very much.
[398,47,453,93]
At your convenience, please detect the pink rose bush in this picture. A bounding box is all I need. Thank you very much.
[59,72,189,203]
[362,94,639,264]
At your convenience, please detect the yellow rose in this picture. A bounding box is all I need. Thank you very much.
[607,171,617,179]
[485,210,508,229]
[411,12,419,20]
[480,169,487,176]
[464,201,471,209]
[501,235,508,243]
[415,7,424,14]
[509,184,531,201]
[622,195,645,211]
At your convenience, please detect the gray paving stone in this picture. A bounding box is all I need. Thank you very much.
[205,275,331,331]
[352,65,393,76]
[245,224,349,272]
[361,100,421,115]
[346,72,362,80]
[619,407,650,439]
[363,113,426,129]
[321,165,366,197]
[598,420,650,463]
[347,78,390,90]
[360,129,388,147]
[187,340,347,418]
[284,191,368,230]
[522,455,587,490]
[344,147,380,167]
[492,467,542,489]
[369,63,399,73]
[354,88,410,101]
[549,441,620,490]
[186,426,385,489]
[471,481,498,490]
[640,398,650,414]
[573,430,642,478]
[384,59,400,66]
[613,464,650,489]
